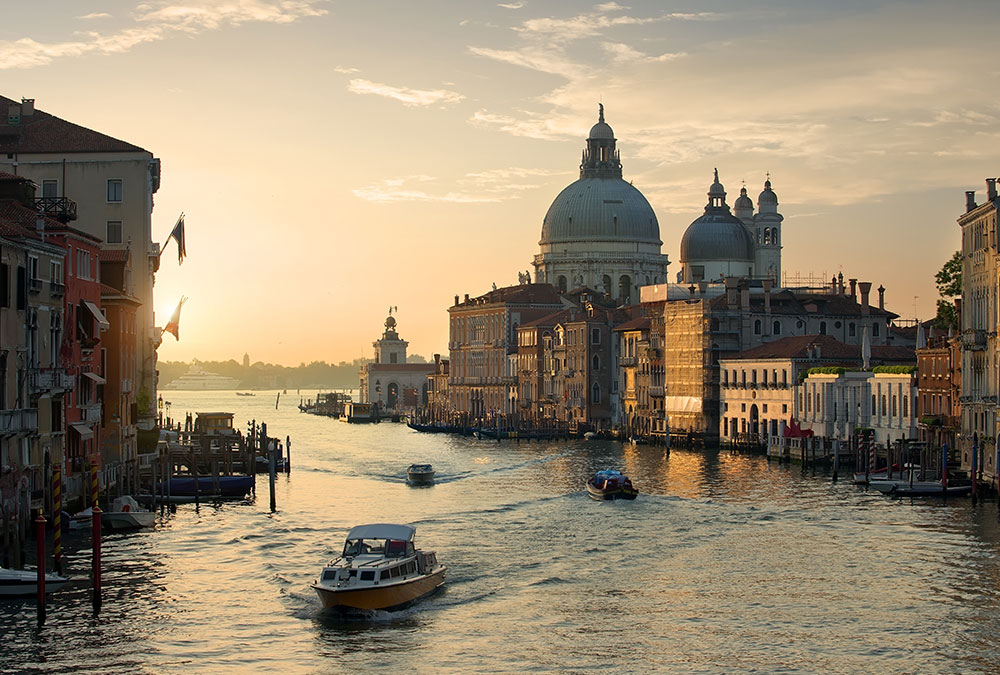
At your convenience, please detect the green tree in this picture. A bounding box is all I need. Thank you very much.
[934,250,961,330]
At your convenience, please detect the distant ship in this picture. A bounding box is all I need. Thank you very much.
[162,364,241,391]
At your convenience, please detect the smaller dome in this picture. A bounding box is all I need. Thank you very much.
[589,121,614,139]
[734,186,753,210]
[385,315,397,330]
[758,178,778,205]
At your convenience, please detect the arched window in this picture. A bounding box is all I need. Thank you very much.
[591,382,601,404]
[557,275,567,293]
[764,228,771,245]
[618,275,632,304]
[872,322,880,337]
[892,394,898,416]
[754,319,762,335]
[819,321,827,335]
[849,323,856,337]
[592,354,600,371]
[773,230,779,245]
[872,395,877,414]
[903,395,908,417]
[880,395,887,415]
[773,321,782,335]
[602,275,612,295]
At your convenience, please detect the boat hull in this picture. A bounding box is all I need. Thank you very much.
[103,511,156,530]
[313,567,446,611]
[869,479,972,496]
[586,484,639,501]
[0,568,70,597]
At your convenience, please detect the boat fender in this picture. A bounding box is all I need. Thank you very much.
[122,503,131,512]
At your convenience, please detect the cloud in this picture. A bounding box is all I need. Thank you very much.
[78,12,112,20]
[601,41,685,63]
[467,45,581,78]
[0,0,329,69]
[346,79,465,107]
[469,109,579,141]
[353,176,502,203]
[497,2,524,8]
[333,66,360,74]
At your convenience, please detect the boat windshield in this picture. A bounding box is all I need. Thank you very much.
[343,538,386,556]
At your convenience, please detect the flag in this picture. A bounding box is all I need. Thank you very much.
[167,213,186,265]
[162,296,187,340]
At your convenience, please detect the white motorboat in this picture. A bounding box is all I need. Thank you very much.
[102,496,156,531]
[0,567,70,597]
[406,464,435,485]
[868,478,971,497]
[312,523,445,611]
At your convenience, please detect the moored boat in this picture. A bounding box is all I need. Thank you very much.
[868,478,972,497]
[103,496,156,531]
[157,475,254,498]
[0,567,70,597]
[586,470,638,501]
[312,523,445,611]
[406,464,435,485]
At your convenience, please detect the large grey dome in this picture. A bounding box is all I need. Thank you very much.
[540,178,661,245]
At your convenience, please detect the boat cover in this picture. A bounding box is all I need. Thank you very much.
[346,523,416,542]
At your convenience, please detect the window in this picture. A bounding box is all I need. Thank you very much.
[754,319,762,335]
[42,180,57,198]
[107,221,123,244]
[872,323,880,337]
[592,354,600,371]
[77,250,91,280]
[591,382,601,404]
[0,262,7,307]
[50,260,62,285]
[849,323,856,337]
[903,395,908,417]
[819,321,827,335]
[773,321,782,335]
[107,179,123,203]
[591,328,600,345]
[27,255,38,281]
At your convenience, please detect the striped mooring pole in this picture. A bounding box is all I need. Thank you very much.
[52,467,62,575]
[90,461,99,508]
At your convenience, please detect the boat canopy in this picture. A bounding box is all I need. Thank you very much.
[346,523,415,542]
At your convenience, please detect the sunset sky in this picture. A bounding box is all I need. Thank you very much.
[3,1,997,366]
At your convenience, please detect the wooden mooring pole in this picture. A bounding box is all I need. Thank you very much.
[35,513,46,626]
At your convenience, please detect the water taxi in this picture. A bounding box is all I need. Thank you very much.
[586,470,639,501]
[312,523,445,611]
[406,464,435,485]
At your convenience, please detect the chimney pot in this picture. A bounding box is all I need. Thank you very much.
[988,178,998,201]
[877,284,885,310]
[20,98,34,116]
[859,281,872,315]
[849,278,857,299]
[966,190,977,212]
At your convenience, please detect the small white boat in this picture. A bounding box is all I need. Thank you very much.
[406,464,435,485]
[69,506,93,530]
[868,478,971,497]
[0,567,70,597]
[312,523,445,611]
[102,496,156,531]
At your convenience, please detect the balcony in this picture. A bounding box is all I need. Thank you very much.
[649,386,665,398]
[619,356,637,367]
[28,368,74,395]
[28,277,42,293]
[962,330,988,351]
[0,408,38,435]
[49,281,65,296]
[33,196,77,222]
[80,403,102,424]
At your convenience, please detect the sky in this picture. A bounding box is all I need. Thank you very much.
[3,0,997,366]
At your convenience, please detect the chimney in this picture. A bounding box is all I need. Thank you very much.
[725,277,738,307]
[740,279,750,309]
[988,178,998,201]
[689,285,696,300]
[877,284,885,310]
[859,281,872,315]
[7,104,20,125]
[966,191,977,213]
[838,272,844,295]
[762,278,773,314]
[20,98,34,116]
[849,278,857,299]
[434,353,440,365]
[464,293,470,303]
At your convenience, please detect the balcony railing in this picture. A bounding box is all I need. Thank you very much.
[28,368,74,394]
[649,386,665,397]
[962,330,988,351]
[619,356,637,367]
[33,196,77,222]
[0,408,38,434]
[49,281,65,296]
[80,403,102,424]
[28,277,42,293]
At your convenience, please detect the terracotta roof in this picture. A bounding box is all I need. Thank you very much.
[0,171,29,182]
[614,317,651,332]
[453,283,563,308]
[0,199,52,240]
[99,248,130,263]
[519,309,572,329]
[0,95,147,154]
[725,334,914,363]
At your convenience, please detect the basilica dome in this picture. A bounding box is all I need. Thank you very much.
[680,170,754,262]
[539,104,660,247]
[540,178,660,245]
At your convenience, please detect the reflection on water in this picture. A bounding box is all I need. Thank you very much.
[2,389,1000,673]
